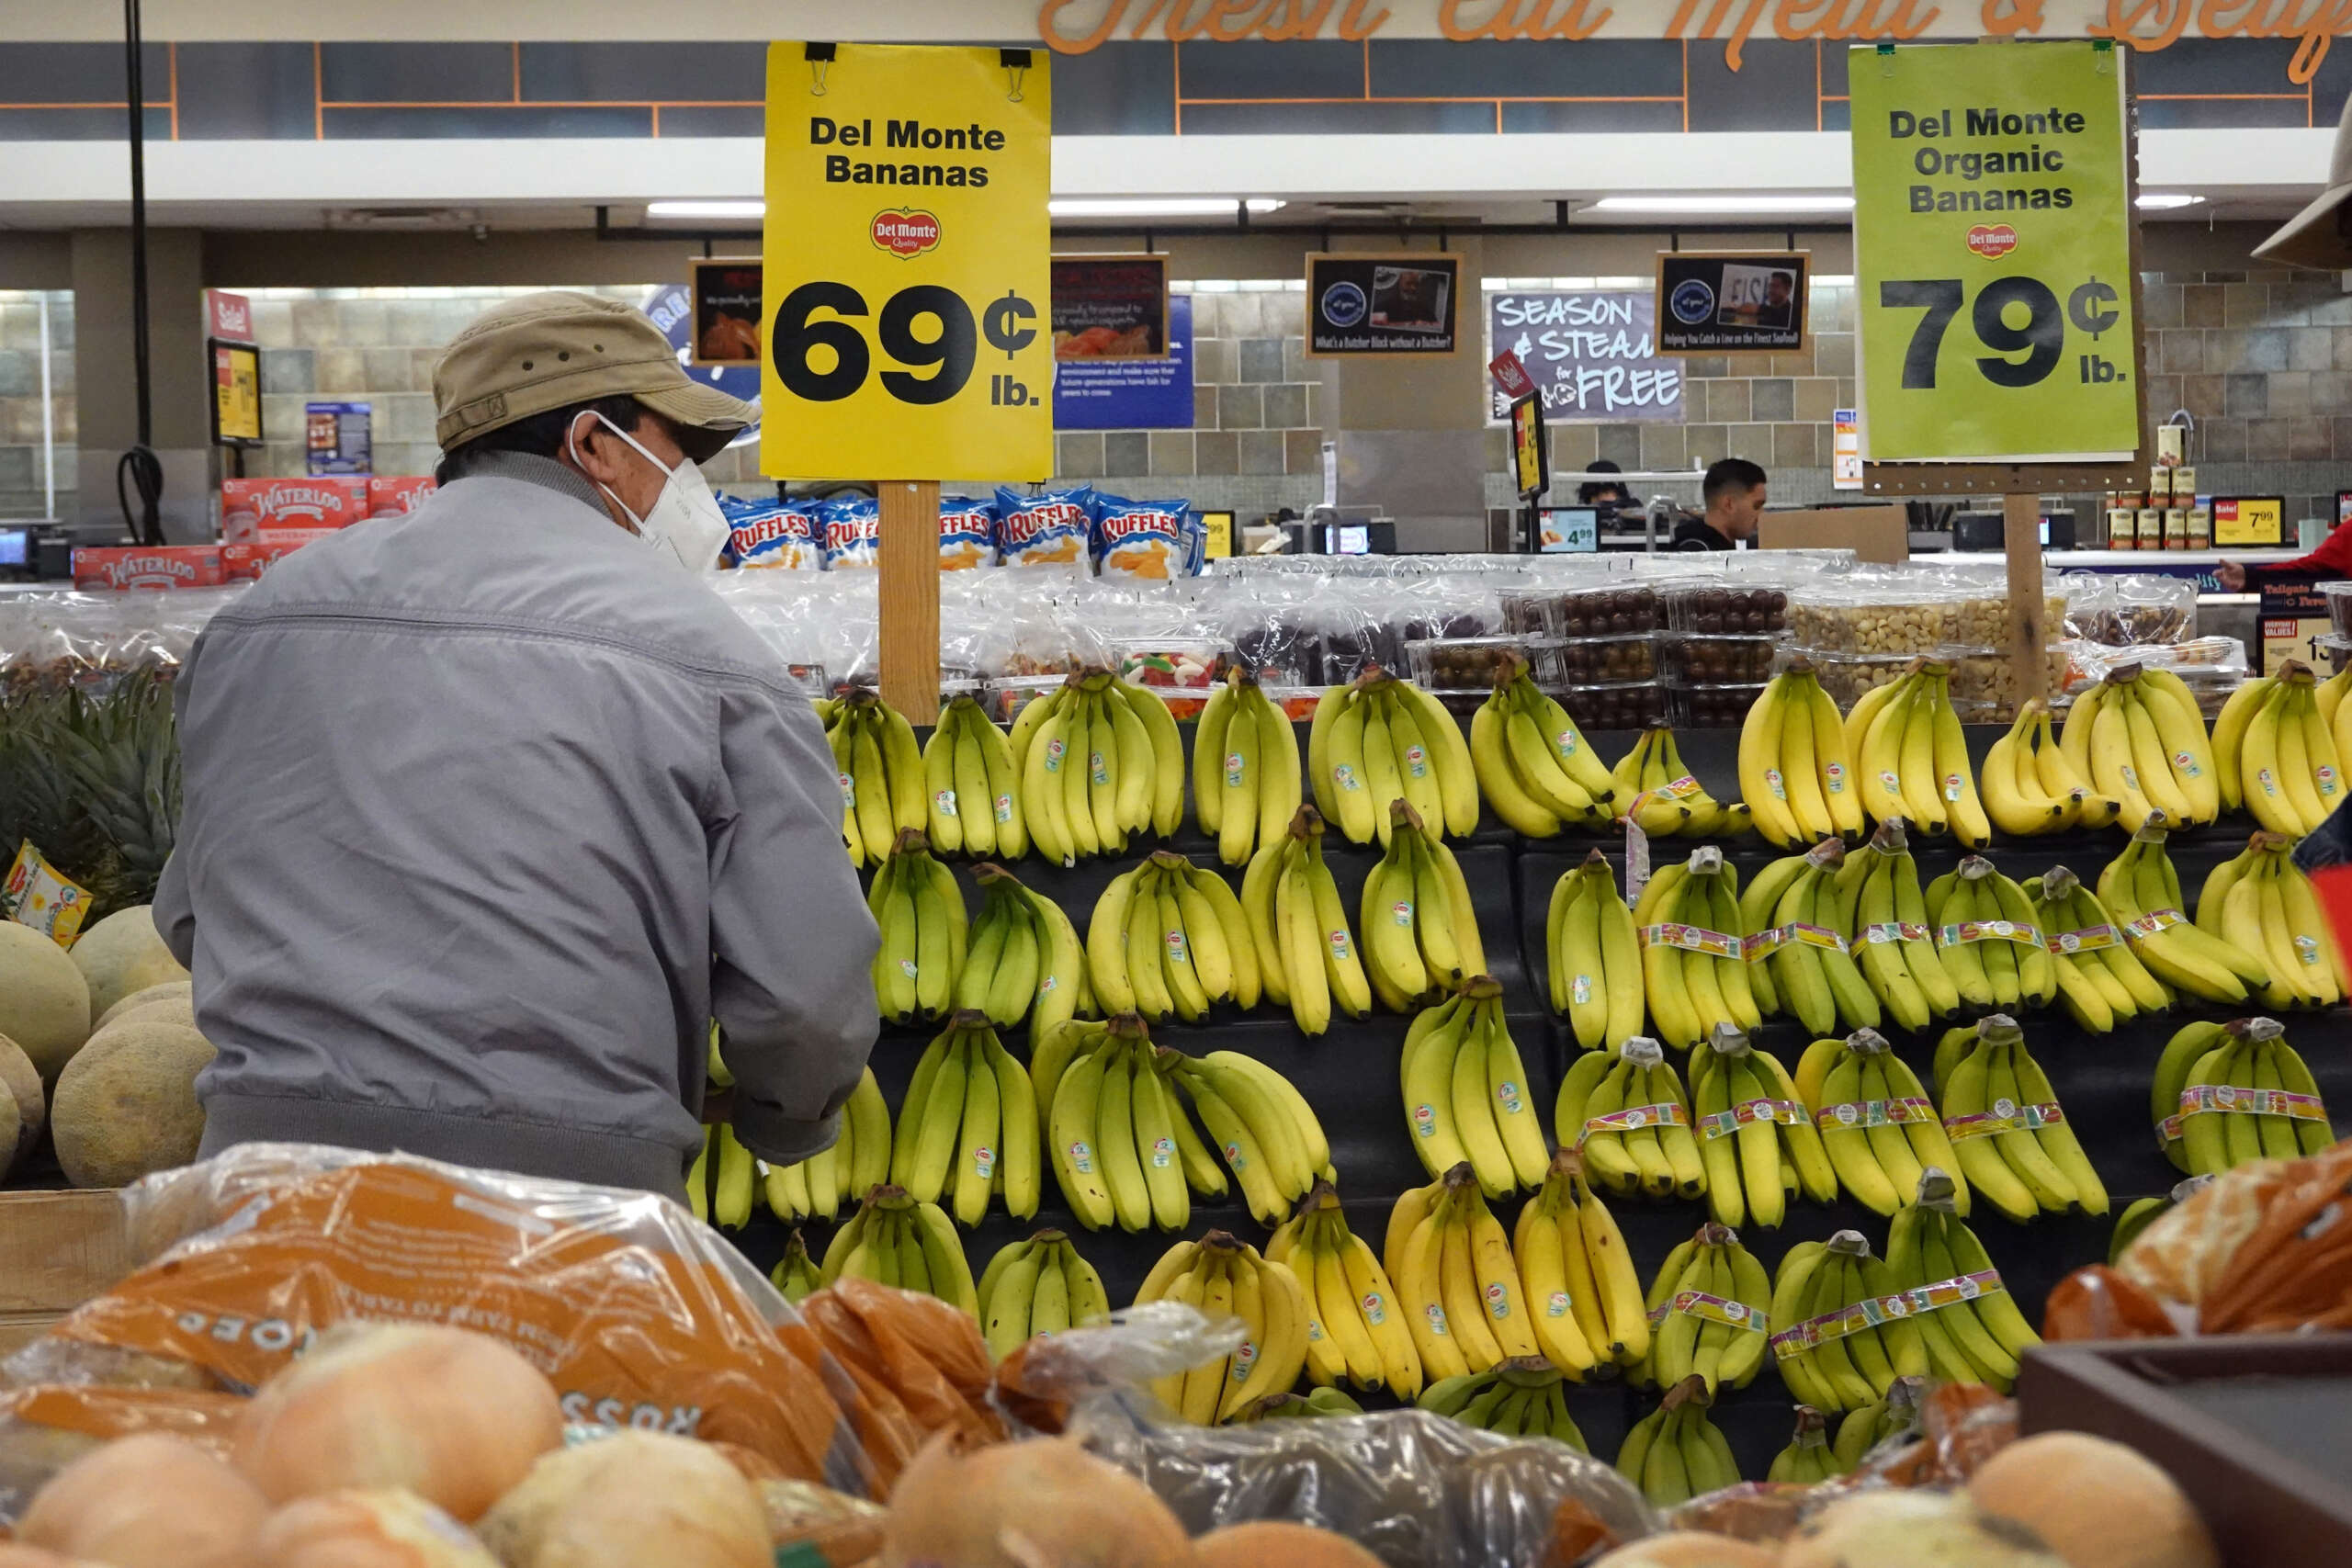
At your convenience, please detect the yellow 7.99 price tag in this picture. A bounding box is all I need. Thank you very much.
[761,42,1054,483]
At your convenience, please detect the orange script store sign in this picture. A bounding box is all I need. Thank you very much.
[1036,0,2352,80]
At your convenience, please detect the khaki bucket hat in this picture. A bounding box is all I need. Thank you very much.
[2256,95,2352,270]
[434,291,757,462]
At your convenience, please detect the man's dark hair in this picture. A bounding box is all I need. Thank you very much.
[434,394,652,485]
[1703,457,1768,509]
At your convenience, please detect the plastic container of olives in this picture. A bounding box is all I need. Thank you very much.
[1660,633,1780,684]
[1406,636,1565,689]
[1555,634,1657,684]
[1556,680,1667,732]
[1669,682,1768,730]
[1499,584,1663,638]
[1660,582,1791,635]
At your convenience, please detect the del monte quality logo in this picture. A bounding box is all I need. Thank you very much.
[871,209,942,258]
[1966,223,2019,259]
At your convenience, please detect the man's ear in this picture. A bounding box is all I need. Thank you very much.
[565,412,628,487]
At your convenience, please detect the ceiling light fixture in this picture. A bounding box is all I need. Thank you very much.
[2136,193,2204,209]
[1049,197,1287,218]
[1587,195,1856,214]
[645,199,766,220]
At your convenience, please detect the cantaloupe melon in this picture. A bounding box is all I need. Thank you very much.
[0,923,91,1086]
[0,1032,43,1168]
[51,1021,213,1189]
[68,908,187,1022]
[95,981,192,1033]
[1969,1431,2220,1568]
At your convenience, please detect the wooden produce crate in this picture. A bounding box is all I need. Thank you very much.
[0,1190,130,1355]
[2020,1336,2352,1567]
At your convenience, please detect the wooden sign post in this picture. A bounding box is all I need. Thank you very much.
[878,480,944,717]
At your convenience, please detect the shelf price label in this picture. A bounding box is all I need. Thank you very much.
[761,42,1052,482]
[1849,41,2139,464]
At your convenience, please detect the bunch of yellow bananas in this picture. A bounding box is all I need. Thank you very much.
[1793,1029,1967,1219]
[1465,660,1618,837]
[1635,1223,1772,1402]
[1310,670,1481,845]
[2059,665,2222,830]
[822,691,929,868]
[1382,1164,1544,1381]
[1738,660,1866,848]
[1010,671,1185,863]
[1039,1017,1195,1233]
[2098,828,2272,1004]
[2211,661,2346,836]
[1086,850,1259,1023]
[2111,1180,2202,1264]
[866,831,968,1026]
[1633,846,1761,1050]
[1883,1172,2041,1391]
[1926,857,2057,1012]
[1611,727,1750,839]
[891,1010,1039,1227]
[2195,831,2347,1010]
[1398,978,1551,1198]
[1509,1151,1651,1376]
[1240,805,1371,1036]
[1844,820,1961,1032]
[2021,866,2169,1033]
[1845,660,1990,846]
[1691,1025,1838,1230]
[769,1230,821,1304]
[2154,1018,2334,1177]
[1416,1361,1587,1450]
[1768,1406,1843,1483]
[1032,1017,1216,1205]
[818,1185,979,1315]
[761,1066,892,1224]
[1770,1230,1928,1414]
[1929,1015,2106,1223]
[920,692,1028,859]
[686,1122,757,1230]
[1133,1231,1310,1424]
[1981,698,2110,834]
[977,1230,1113,1360]
[1554,1037,1703,1201]
[1268,1183,1424,1399]
[1617,1378,1738,1508]
[1742,840,1881,1037]
[956,864,1089,1039]
[1827,1377,1926,1472]
[1545,851,1646,1049]
[1195,668,1305,865]
[1363,801,1487,1011]
[1250,1388,1366,1420]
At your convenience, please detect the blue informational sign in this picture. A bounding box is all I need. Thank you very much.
[642,283,761,449]
[1054,294,1194,431]
[304,401,372,475]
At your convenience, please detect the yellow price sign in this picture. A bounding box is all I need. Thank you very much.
[761,42,1052,483]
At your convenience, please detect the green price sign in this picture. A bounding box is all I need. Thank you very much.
[1850,41,2139,463]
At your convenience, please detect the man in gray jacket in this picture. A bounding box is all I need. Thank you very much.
[154,292,877,1201]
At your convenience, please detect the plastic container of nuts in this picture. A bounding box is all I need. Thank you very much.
[1407,636,1565,688]
[1786,581,2070,657]
[1669,682,1768,729]
[1499,584,1663,638]
[1555,680,1667,732]
[1789,648,1918,708]
[1661,633,1781,684]
[2323,582,2352,638]
[1555,634,1657,684]
[1940,644,2075,720]
[1660,581,1792,635]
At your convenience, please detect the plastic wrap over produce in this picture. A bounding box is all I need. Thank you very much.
[0,1143,879,1501]
[0,587,245,701]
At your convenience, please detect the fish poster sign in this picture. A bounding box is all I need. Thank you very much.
[1487,289,1684,423]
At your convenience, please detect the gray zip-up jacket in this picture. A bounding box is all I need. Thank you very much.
[153,451,878,1200]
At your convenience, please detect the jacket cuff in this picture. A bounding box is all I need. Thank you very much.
[732,1098,842,1168]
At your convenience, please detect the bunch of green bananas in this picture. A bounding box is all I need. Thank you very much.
[1506,1150,1652,1376]
[1926,857,2058,1013]
[2111,1176,2210,1264]
[1617,1377,1739,1508]
[1844,819,1961,1032]
[1845,660,1991,846]
[2196,831,2347,1010]
[2098,827,2271,1004]
[1770,1230,1928,1415]
[1399,978,1549,1198]
[2207,661,2343,835]
[818,1185,980,1315]
[1555,1037,1702,1201]
[1884,1171,2041,1391]
[1634,1222,1771,1401]
[822,691,929,869]
[891,1010,1039,1227]
[1239,805,1370,1036]
[1268,1183,1425,1399]
[976,1229,1113,1360]
[867,830,968,1026]
[770,1230,821,1304]
[1741,840,1881,1038]
[1195,668,1305,865]
[1610,726,1750,839]
[2154,1017,2334,1176]
[1465,660,1618,837]
[2022,865,2169,1033]
[1793,1028,1967,1219]
[1545,850,1646,1050]
[1929,1015,2107,1221]
[1086,850,1258,1023]
[761,1066,892,1224]
[1244,1388,1364,1420]
[1417,1359,1588,1451]
[1133,1230,1311,1425]
[1363,800,1487,1011]
[1384,1164,1543,1382]
[1042,1017,1195,1233]
[1767,1405,1841,1483]
[1009,670,1184,864]
[1632,846,1761,1051]
[1737,660,1868,848]
[1831,1376,1926,1473]
[920,692,1028,859]
[2060,666,2222,831]
[1309,669,1480,846]
[1691,1025,1838,1230]
[955,863,1090,1040]
[1980,697,2111,835]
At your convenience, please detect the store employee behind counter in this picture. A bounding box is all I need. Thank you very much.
[1671,458,1768,551]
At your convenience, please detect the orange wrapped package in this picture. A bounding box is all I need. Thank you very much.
[787,1279,1005,1488]
[2041,1265,2179,1341]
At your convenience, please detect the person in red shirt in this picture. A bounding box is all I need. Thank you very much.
[2213,525,2352,591]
